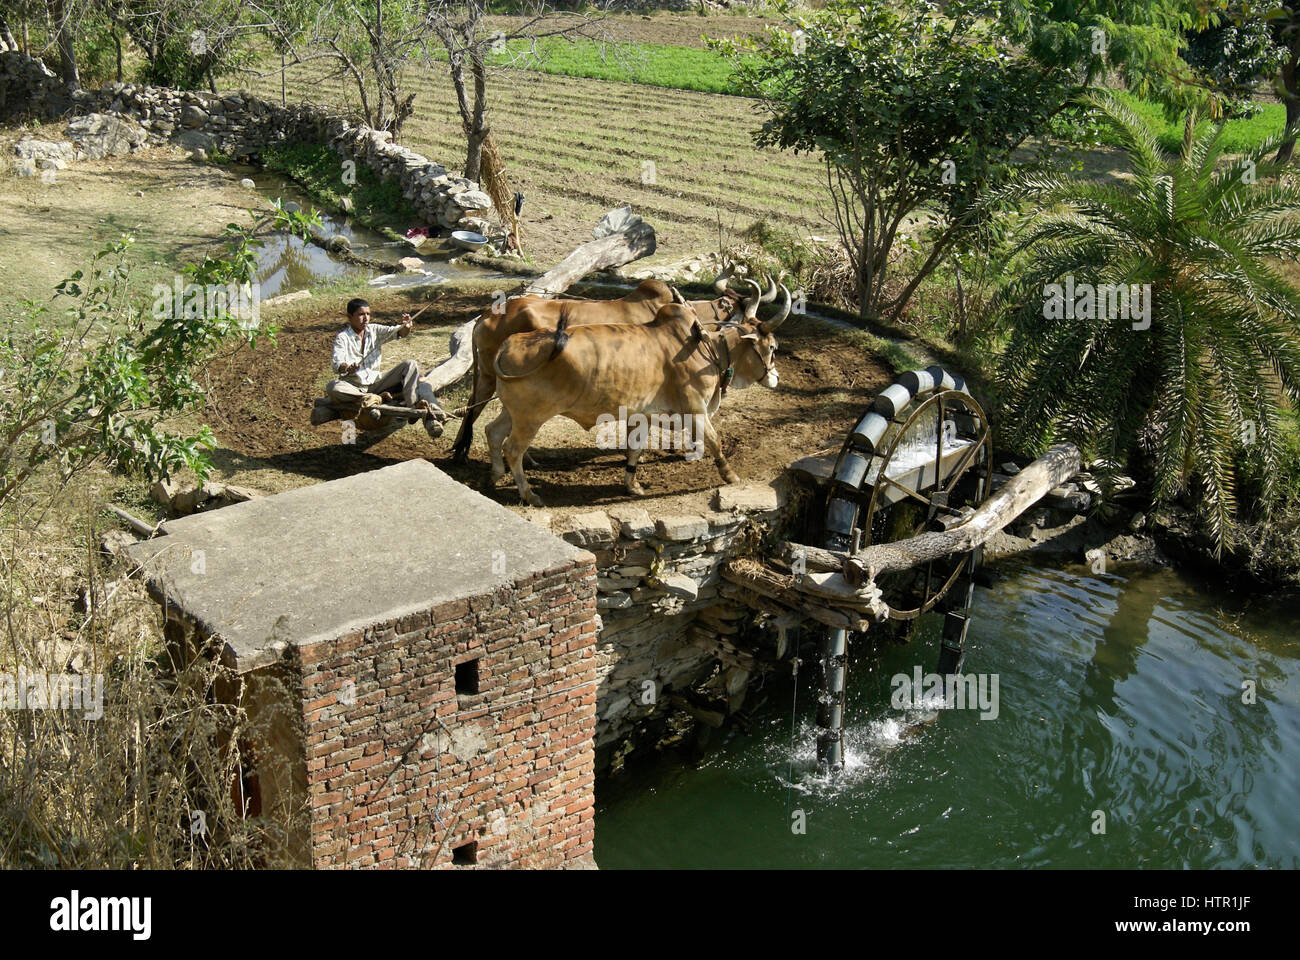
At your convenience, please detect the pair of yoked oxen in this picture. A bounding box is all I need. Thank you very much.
[452,265,792,507]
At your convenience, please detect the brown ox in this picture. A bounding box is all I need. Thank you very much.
[450,265,776,463]
[487,285,791,507]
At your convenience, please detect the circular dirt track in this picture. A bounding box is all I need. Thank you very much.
[201,290,894,516]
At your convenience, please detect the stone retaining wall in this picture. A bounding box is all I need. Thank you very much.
[1,50,494,234]
[534,481,795,770]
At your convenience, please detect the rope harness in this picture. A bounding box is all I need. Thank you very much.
[695,320,776,398]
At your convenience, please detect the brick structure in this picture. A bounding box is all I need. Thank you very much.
[127,460,597,868]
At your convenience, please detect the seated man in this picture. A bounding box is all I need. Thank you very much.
[330,298,422,407]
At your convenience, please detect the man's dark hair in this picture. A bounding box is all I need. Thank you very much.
[346,298,370,317]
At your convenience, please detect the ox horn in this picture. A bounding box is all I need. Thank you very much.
[712,261,736,295]
[670,286,688,305]
[759,274,778,303]
[742,279,763,320]
[760,283,792,334]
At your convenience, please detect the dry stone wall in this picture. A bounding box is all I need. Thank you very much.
[1,50,495,233]
[534,481,792,768]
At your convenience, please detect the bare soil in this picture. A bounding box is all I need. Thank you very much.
[199,288,892,518]
[0,132,263,309]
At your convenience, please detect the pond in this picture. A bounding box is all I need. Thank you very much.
[593,561,1300,869]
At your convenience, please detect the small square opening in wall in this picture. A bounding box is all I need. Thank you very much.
[452,841,478,866]
[455,658,480,696]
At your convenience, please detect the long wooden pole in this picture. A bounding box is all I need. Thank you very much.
[783,442,1083,577]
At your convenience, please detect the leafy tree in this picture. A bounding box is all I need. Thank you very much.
[1266,2,1300,162]
[1183,1,1284,114]
[719,0,1076,320]
[0,204,317,513]
[257,1,605,177]
[108,0,259,90]
[992,90,1300,549]
[719,0,1238,321]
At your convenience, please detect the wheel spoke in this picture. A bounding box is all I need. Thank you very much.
[941,426,991,495]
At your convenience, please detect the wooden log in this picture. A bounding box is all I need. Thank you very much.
[721,559,883,629]
[108,505,157,537]
[521,218,657,298]
[717,583,793,620]
[781,441,1083,576]
[725,557,885,614]
[418,318,477,396]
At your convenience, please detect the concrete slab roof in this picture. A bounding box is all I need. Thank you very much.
[125,459,587,673]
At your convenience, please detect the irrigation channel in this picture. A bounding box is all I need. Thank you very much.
[249,171,500,296]
[595,562,1300,869]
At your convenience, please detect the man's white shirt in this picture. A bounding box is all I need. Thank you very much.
[332,323,403,387]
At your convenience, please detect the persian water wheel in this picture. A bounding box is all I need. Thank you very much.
[822,366,992,621]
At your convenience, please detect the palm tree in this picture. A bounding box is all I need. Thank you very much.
[993,89,1300,551]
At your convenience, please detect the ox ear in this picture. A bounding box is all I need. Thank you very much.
[741,331,760,341]
[692,319,704,341]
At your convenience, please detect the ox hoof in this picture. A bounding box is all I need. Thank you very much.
[627,481,646,496]
[451,446,471,465]
[523,492,545,508]
[722,469,741,485]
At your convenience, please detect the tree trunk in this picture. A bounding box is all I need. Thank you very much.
[1276,35,1300,164]
[464,126,486,182]
[52,0,80,89]
[1278,54,1300,164]
[0,17,17,53]
[463,53,490,182]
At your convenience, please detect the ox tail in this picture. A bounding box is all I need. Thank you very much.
[452,313,489,458]
[493,316,570,380]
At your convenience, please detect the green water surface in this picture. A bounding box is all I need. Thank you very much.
[594,563,1300,869]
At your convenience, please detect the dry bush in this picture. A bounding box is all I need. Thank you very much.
[731,222,905,315]
[0,482,304,868]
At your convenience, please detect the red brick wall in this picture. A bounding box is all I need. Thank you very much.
[296,556,598,868]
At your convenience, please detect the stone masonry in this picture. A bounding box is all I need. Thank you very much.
[534,479,792,769]
[1,50,494,233]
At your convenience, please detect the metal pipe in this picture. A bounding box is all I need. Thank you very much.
[817,626,847,771]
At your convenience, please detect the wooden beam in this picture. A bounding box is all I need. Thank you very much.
[521,219,656,298]
[781,442,1082,576]
[108,505,157,537]
[721,558,886,629]
[418,318,477,397]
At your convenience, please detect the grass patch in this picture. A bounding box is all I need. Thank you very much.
[486,38,751,95]
[260,141,416,238]
[1060,91,1285,155]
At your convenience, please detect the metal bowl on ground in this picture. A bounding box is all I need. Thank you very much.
[450,230,488,251]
